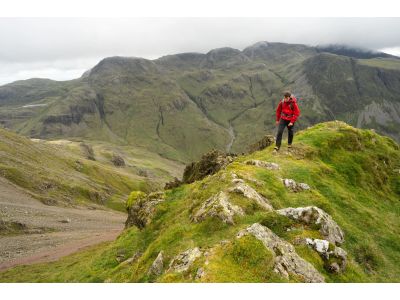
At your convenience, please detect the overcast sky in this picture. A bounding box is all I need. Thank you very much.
[1,18,400,85]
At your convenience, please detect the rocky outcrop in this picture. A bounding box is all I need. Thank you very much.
[168,247,202,273]
[282,178,310,192]
[164,177,183,190]
[182,150,234,184]
[277,206,345,245]
[111,154,125,167]
[192,191,244,224]
[306,238,347,273]
[125,191,165,229]
[237,223,324,283]
[247,135,275,153]
[228,179,273,211]
[147,251,164,277]
[245,160,280,170]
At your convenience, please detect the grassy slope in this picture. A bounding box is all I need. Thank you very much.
[1,121,399,282]
[0,128,183,210]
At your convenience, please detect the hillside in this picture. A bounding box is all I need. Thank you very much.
[1,42,400,162]
[1,121,399,282]
[0,127,183,210]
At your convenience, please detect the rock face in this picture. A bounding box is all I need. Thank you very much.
[306,238,347,273]
[282,178,311,192]
[168,247,202,273]
[229,179,274,211]
[245,160,280,170]
[237,223,324,283]
[277,206,345,245]
[148,251,164,277]
[192,191,244,224]
[247,135,275,153]
[125,191,165,229]
[182,150,234,184]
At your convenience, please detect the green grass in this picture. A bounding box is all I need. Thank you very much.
[0,128,183,209]
[1,121,399,282]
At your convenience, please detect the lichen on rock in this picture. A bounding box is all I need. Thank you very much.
[182,150,234,184]
[277,206,345,245]
[228,180,273,211]
[237,223,325,283]
[245,159,280,170]
[147,251,164,277]
[282,178,311,192]
[168,247,202,273]
[192,191,244,224]
[125,191,165,229]
[306,238,347,273]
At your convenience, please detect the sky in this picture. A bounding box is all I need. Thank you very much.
[1,18,400,85]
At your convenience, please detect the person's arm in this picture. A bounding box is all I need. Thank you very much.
[276,101,282,122]
[290,100,300,123]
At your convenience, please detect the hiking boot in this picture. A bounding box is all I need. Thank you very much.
[288,144,292,149]
[272,146,279,154]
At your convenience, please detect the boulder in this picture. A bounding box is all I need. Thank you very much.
[111,154,125,167]
[237,223,324,283]
[147,251,164,277]
[182,150,234,184]
[277,206,345,245]
[125,191,165,229]
[245,160,280,170]
[306,238,347,273]
[192,191,244,224]
[168,247,202,273]
[282,178,310,192]
[228,181,273,211]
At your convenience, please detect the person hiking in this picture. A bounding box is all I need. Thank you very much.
[273,91,301,152]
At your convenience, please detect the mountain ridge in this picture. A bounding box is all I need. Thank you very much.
[1,121,399,282]
[1,41,400,163]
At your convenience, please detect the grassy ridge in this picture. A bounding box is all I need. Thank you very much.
[1,121,399,282]
[0,128,183,210]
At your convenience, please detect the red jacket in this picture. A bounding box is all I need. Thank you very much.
[276,97,301,123]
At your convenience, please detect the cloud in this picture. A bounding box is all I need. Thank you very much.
[0,18,400,85]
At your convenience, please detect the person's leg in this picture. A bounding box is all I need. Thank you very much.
[275,119,287,149]
[287,123,295,146]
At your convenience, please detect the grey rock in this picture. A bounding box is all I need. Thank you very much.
[306,238,346,273]
[237,223,325,283]
[306,238,329,255]
[147,251,164,277]
[195,267,205,280]
[192,191,244,224]
[277,206,345,245]
[228,181,273,211]
[245,159,280,170]
[168,247,202,273]
[282,178,310,192]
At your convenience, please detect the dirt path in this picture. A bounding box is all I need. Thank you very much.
[0,177,126,272]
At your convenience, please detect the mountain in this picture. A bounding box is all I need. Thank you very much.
[1,122,399,282]
[0,127,183,210]
[0,42,400,163]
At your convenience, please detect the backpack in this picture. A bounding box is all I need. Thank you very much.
[281,98,295,111]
